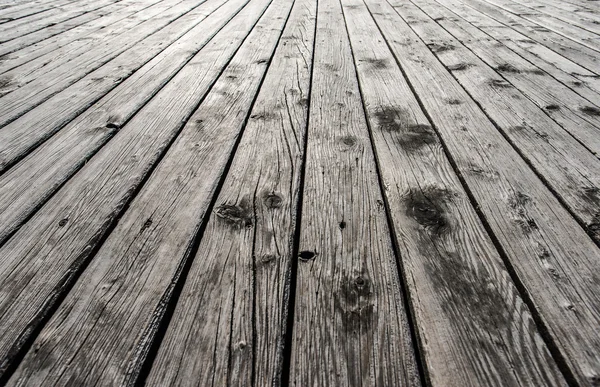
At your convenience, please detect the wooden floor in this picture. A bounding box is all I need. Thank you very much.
[0,0,599,385]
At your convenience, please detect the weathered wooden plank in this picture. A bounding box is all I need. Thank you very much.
[475,0,600,52]
[4,0,295,385]
[0,0,118,44]
[0,0,193,124]
[0,0,240,246]
[460,0,600,74]
[340,0,566,385]
[365,0,600,385]
[0,0,270,378]
[0,0,81,24]
[501,0,600,35]
[289,0,420,385]
[438,1,600,98]
[146,0,314,384]
[0,0,159,71]
[398,0,600,242]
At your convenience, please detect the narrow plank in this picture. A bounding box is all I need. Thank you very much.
[0,0,270,377]
[0,0,237,244]
[4,0,297,385]
[289,0,420,384]
[0,0,81,23]
[0,0,118,44]
[460,0,600,74]
[439,1,600,98]
[147,0,314,383]
[0,0,159,71]
[502,0,600,34]
[476,0,600,52]
[0,0,188,115]
[365,0,600,384]
[397,0,600,241]
[342,0,566,385]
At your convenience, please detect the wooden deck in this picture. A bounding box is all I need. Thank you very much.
[0,0,599,384]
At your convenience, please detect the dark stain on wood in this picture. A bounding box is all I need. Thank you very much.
[215,198,253,228]
[447,62,472,71]
[405,186,453,236]
[446,98,462,105]
[263,192,283,208]
[427,42,454,53]
[339,135,358,147]
[545,104,560,111]
[375,107,437,151]
[250,111,277,120]
[424,251,510,329]
[496,63,520,73]
[508,192,539,233]
[58,218,69,227]
[339,220,346,229]
[362,58,387,69]
[488,79,512,88]
[334,273,374,334]
[579,106,600,116]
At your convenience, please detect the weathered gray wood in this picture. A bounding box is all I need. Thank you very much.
[341,0,566,385]
[0,0,270,378]
[476,0,600,52]
[0,0,239,245]
[0,0,118,43]
[4,0,293,385]
[0,0,158,71]
[147,0,314,384]
[438,1,600,98]
[461,0,600,74]
[0,0,194,125]
[289,0,420,384]
[366,0,600,385]
[0,0,81,25]
[397,0,600,242]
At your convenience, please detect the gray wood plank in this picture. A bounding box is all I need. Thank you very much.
[0,0,270,378]
[0,0,238,245]
[475,0,600,52]
[341,0,567,385]
[0,0,159,71]
[439,1,600,98]
[146,0,314,383]
[459,0,600,74]
[4,0,294,385]
[365,0,600,384]
[0,0,82,25]
[0,0,118,43]
[396,0,600,243]
[289,0,420,384]
[0,0,193,123]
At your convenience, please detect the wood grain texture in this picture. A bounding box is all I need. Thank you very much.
[460,0,600,74]
[366,0,600,384]
[288,0,420,384]
[396,0,600,243]
[0,0,194,125]
[5,1,296,385]
[438,0,600,98]
[0,0,270,378]
[147,0,314,384]
[0,0,241,245]
[0,0,160,73]
[342,0,566,385]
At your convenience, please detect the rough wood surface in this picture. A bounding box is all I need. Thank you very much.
[147,0,314,384]
[0,0,269,377]
[4,0,298,384]
[0,0,242,245]
[342,0,566,385]
[288,0,420,384]
[366,0,600,384]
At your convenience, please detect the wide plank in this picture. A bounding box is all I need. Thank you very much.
[0,0,270,377]
[288,0,420,384]
[365,0,600,384]
[341,0,567,385]
[146,0,314,384]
